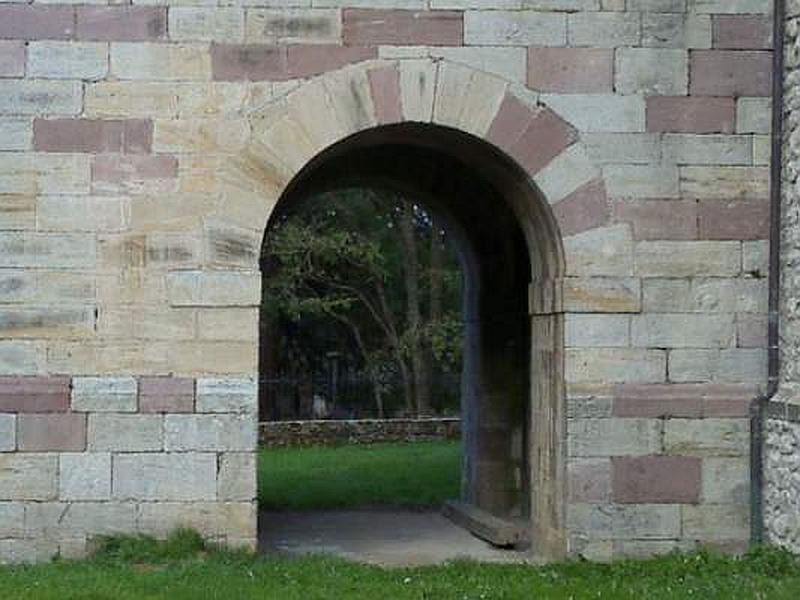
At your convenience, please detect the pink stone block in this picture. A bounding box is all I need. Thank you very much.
[139,377,194,413]
[613,384,704,418]
[613,199,697,241]
[487,94,577,176]
[613,455,701,504]
[0,41,25,77]
[33,119,153,154]
[0,377,70,413]
[287,45,377,78]
[528,48,613,94]
[343,9,463,46]
[76,7,167,42]
[211,44,289,81]
[713,16,772,50]
[697,200,769,241]
[369,66,402,125]
[0,6,74,40]
[646,97,735,134]
[553,179,610,237]
[18,413,86,451]
[569,459,612,503]
[690,50,772,97]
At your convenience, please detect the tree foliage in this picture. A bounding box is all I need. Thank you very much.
[261,187,464,418]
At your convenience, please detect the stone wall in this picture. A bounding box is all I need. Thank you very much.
[0,376,257,562]
[0,0,774,562]
[260,417,461,447]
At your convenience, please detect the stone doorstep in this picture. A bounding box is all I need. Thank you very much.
[442,500,528,549]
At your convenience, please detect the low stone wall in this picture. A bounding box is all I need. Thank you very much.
[259,417,461,447]
[0,376,257,563]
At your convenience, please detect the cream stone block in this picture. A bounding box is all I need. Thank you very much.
[323,67,377,136]
[130,194,218,233]
[563,277,641,313]
[164,414,257,451]
[197,308,258,341]
[542,94,646,133]
[464,10,567,46]
[399,59,438,123]
[72,377,137,412]
[583,133,661,165]
[153,119,250,153]
[603,165,680,198]
[566,348,667,383]
[245,9,341,44]
[0,454,57,500]
[168,341,257,375]
[282,78,346,154]
[0,154,90,196]
[111,43,212,81]
[94,341,170,375]
[0,195,35,230]
[88,414,163,452]
[433,61,507,138]
[564,224,635,277]
[176,82,250,118]
[59,453,111,501]
[635,241,741,277]
[0,342,42,375]
[138,501,255,540]
[0,119,32,151]
[680,166,769,200]
[662,134,753,166]
[85,82,180,118]
[0,81,82,116]
[96,269,169,306]
[432,46,526,83]
[196,378,258,413]
[0,503,24,537]
[0,232,97,269]
[568,418,662,457]
[166,271,260,307]
[113,453,217,501]
[0,414,14,452]
[28,42,108,80]
[218,453,257,501]
[37,196,131,233]
[25,502,137,539]
[0,306,94,339]
[170,8,245,42]
[534,144,599,204]
[0,270,33,304]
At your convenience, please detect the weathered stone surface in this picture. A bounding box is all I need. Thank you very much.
[0,454,57,500]
[111,43,211,81]
[568,12,640,47]
[138,501,255,540]
[567,348,666,384]
[568,418,662,457]
[165,414,256,451]
[664,419,749,457]
[27,42,107,80]
[568,458,612,503]
[72,377,137,412]
[615,48,688,95]
[0,81,82,116]
[0,377,70,413]
[563,278,641,313]
[613,456,701,503]
[196,378,257,414]
[682,504,750,542]
[0,539,58,565]
[646,96,735,133]
[17,413,86,452]
[218,453,257,501]
[245,9,339,44]
[139,377,194,413]
[564,225,634,277]
[635,241,741,277]
[76,7,167,42]
[613,200,697,241]
[0,415,14,452]
[59,452,111,501]
[702,457,749,504]
[528,48,613,94]
[630,314,735,348]
[344,9,463,46]
[113,453,217,501]
[88,414,163,451]
[166,271,260,307]
[25,501,137,538]
[542,94,645,133]
[465,10,565,45]
[565,314,629,348]
[0,503,24,537]
[669,348,767,383]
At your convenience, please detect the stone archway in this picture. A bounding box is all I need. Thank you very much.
[212,58,608,560]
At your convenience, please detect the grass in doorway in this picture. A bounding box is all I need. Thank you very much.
[257,441,461,510]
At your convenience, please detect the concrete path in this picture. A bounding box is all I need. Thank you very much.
[259,508,530,567]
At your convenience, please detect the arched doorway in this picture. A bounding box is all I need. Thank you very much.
[259,122,566,558]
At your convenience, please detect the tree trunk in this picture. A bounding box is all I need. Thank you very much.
[398,202,431,416]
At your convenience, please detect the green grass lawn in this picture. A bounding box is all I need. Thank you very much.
[258,441,461,509]
[1,531,799,599]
